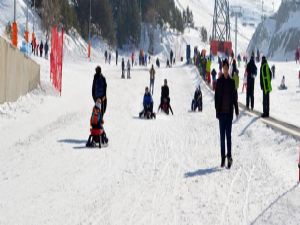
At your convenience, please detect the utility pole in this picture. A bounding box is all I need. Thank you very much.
[140,0,142,48]
[25,0,29,43]
[262,0,264,22]
[88,0,92,59]
[235,13,237,58]
[14,0,16,22]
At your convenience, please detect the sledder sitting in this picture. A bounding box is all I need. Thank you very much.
[158,79,174,115]
[86,99,108,148]
[279,75,287,90]
[191,86,202,112]
[139,87,156,119]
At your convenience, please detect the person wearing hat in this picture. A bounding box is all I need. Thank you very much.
[246,55,257,110]
[260,56,272,118]
[215,59,239,169]
[92,66,107,117]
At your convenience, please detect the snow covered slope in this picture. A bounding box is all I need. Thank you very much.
[248,1,300,60]
[0,0,104,59]
[0,54,299,224]
[175,0,281,53]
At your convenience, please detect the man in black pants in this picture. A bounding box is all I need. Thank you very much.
[92,66,107,117]
[246,56,257,110]
[260,56,272,118]
[215,59,239,169]
[158,79,174,115]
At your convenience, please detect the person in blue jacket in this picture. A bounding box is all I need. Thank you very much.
[139,87,155,119]
[92,66,107,117]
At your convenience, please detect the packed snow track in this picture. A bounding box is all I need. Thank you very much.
[0,59,299,225]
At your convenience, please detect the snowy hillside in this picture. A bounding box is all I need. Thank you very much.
[175,0,281,54]
[248,1,300,60]
[0,0,105,60]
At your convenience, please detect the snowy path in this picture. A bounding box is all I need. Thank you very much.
[0,59,299,225]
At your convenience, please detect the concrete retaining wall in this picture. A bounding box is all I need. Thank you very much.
[0,36,40,104]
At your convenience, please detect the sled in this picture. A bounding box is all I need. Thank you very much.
[86,128,109,149]
[278,86,288,90]
[139,111,156,120]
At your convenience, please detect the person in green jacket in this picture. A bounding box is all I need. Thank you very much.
[231,59,240,90]
[206,57,212,84]
[260,56,272,118]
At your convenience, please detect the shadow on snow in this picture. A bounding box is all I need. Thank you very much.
[184,167,221,178]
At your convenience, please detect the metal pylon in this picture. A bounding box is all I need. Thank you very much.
[212,0,231,42]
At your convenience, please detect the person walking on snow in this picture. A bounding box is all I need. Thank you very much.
[104,50,108,63]
[237,54,242,68]
[108,52,111,64]
[231,59,240,91]
[270,64,275,79]
[295,48,300,64]
[44,41,49,59]
[242,67,247,93]
[246,56,257,110]
[211,68,217,91]
[127,59,131,79]
[92,66,107,118]
[116,50,119,66]
[121,58,125,79]
[39,41,44,57]
[215,59,239,169]
[149,65,156,94]
[170,49,174,66]
[260,56,272,118]
[206,57,212,85]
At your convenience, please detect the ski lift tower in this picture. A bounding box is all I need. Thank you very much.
[210,0,232,56]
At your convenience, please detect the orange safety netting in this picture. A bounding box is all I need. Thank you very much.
[50,26,64,95]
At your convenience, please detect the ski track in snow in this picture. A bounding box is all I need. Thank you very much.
[0,56,299,224]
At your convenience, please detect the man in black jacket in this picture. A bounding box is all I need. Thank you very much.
[158,79,173,115]
[92,66,107,117]
[215,59,239,169]
[246,56,257,110]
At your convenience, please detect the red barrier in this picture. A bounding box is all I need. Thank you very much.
[88,42,91,58]
[11,22,18,47]
[50,26,64,95]
[210,40,232,56]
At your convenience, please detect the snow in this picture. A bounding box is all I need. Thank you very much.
[238,61,300,127]
[0,53,300,224]
[1,0,300,224]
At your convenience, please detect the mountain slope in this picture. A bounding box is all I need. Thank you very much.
[247,1,300,60]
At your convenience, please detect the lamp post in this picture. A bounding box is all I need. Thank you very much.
[24,0,29,44]
[88,0,92,60]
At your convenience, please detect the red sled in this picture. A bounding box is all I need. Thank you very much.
[86,128,108,148]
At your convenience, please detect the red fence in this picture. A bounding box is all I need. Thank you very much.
[50,26,64,95]
[210,40,232,56]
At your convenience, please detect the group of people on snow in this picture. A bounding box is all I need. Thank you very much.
[139,69,173,119]
[31,38,49,59]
